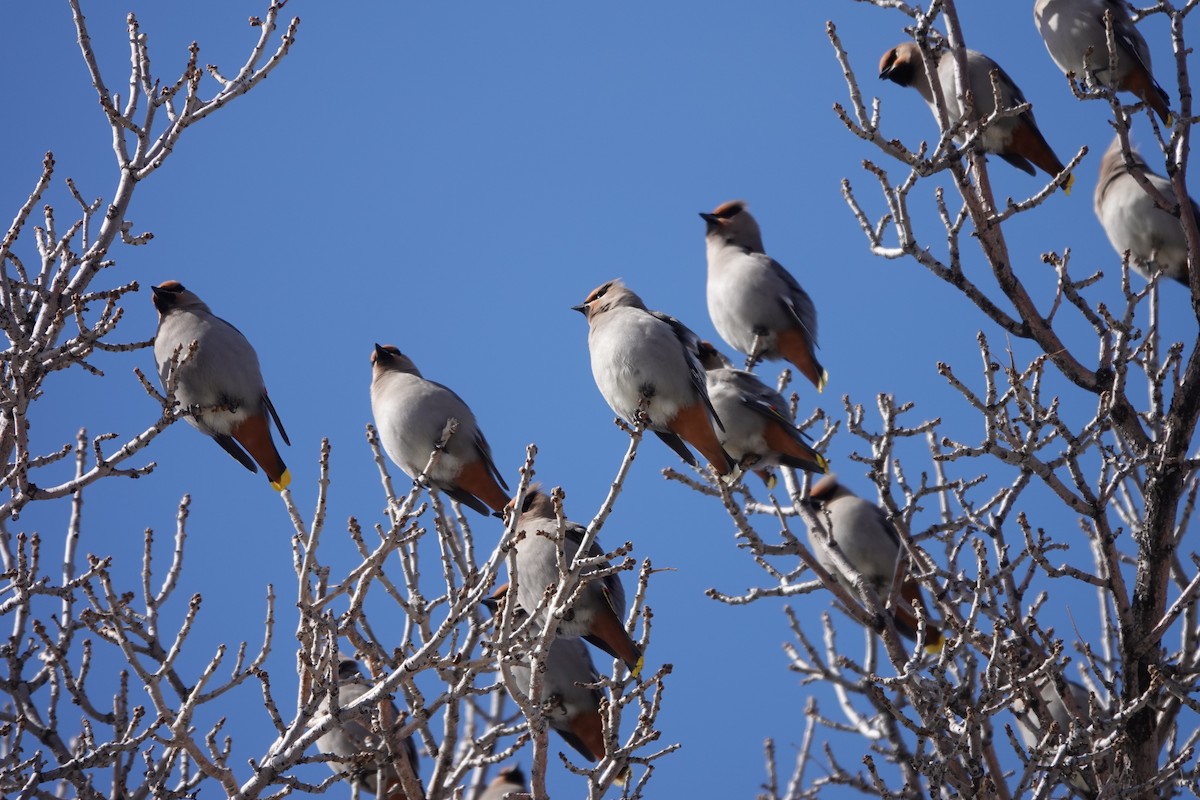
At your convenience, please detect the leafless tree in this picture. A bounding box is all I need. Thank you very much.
[691,0,1200,798]
[7,1,1199,799]
[288,428,673,800]
[0,3,671,799]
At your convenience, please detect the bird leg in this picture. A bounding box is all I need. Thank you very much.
[545,693,567,715]
[634,390,654,427]
[186,398,242,421]
[745,331,768,370]
[433,417,460,451]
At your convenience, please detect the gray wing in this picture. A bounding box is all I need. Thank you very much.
[766,257,821,347]
[1102,0,1154,68]
[729,369,790,418]
[430,380,509,492]
[565,524,627,617]
[647,310,725,431]
[729,369,814,447]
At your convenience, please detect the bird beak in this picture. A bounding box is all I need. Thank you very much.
[570,303,587,315]
[151,284,170,301]
[699,212,718,224]
[372,343,391,366]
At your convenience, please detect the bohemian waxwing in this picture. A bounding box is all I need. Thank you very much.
[1034,0,1171,125]
[370,344,509,517]
[879,42,1075,193]
[573,279,735,475]
[695,341,827,485]
[151,281,291,490]
[1094,135,1196,284]
[700,201,828,391]
[800,475,944,652]
[1013,677,1099,797]
[513,635,609,763]
[506,486,643,677]
[482,587,613,765]
[310,656,424,800]
[477,765,527,800]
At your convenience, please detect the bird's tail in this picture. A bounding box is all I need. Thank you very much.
[231,415,290,490]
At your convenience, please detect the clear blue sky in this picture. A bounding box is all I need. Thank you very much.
[1,2,1191,797]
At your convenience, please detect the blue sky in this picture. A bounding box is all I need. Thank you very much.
[1,2,1192,798]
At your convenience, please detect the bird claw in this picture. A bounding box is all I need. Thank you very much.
[743,331,768,370]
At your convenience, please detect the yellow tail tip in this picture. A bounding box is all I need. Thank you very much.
[764,471,778,489]
[817,370,829,393]
[270,469,292,492]
[614,765,632,786]
[630,654,645,679]
[815,453,829,473]
[1062,173,1075,196]
[924,631,945,654]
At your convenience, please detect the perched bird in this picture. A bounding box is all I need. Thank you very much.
[700,201,827,391]
[879,42,1074,192]
[1034,0,1171,125]
[311,656,423,800]
[482,588,611,764]
[513,635,609,763]
[696,342,827,486]
[478,765,527,800]
[1013,677,1098,797]
[507,486,643,677]
[1094,136,1196,284]
[370,344,509,517]
[573,280,735,475]
[800,475,944,652]
[151,281,291,490]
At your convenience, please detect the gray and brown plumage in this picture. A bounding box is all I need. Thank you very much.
[800,475,943,652]
[696,341,827,485]
[573,279,735,475]
[478,765,527,800]
[310,656,424,800]
[1013,677,1098,798]
[1034,0,1171,125]
[879,42,1075,193]
[1094,136,1196,284]
[701,201,827,391]
[151,281,291,490]
[370,344,509,517]
[482,587,612,764]
[507,486,643,677]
